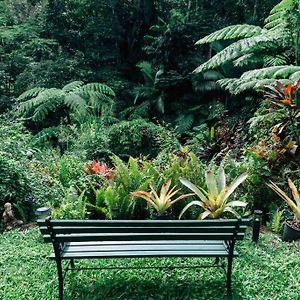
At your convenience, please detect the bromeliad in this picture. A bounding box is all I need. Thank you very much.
[131,179,194,216]
[179,167,248,219]
[84,160,113,179]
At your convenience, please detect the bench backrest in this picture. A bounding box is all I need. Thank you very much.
[38,219,250,243]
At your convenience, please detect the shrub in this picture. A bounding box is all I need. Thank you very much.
[108,119,179,159]
[0,153,32,222]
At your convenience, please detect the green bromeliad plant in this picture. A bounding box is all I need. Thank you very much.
[179,167,248,219]
[131,179,194,217]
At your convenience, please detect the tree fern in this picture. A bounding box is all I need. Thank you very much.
[196,24,262,45]
[62,81,84,93]
[194,0,300,95]
[17,87,47,102]
[264,0,296,30]
[194,35,275,73]
[17,81,115,124]
[77,83,115,97]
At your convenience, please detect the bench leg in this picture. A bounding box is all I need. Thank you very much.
[56,259,64,300]
[70,259,75,269]
[227,256,233,300]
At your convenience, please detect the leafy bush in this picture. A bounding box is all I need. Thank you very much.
[108,119,179,159]
[0,153,32,221]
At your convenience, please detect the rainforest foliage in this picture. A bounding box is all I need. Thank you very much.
[1,0,300,227]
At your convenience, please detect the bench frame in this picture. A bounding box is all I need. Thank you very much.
[40,217,249,300]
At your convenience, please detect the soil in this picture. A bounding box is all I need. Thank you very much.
[286,219,300,231]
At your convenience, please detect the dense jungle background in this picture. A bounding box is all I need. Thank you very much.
[1,0,300,230]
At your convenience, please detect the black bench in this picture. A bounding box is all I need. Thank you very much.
[38,217,250,300]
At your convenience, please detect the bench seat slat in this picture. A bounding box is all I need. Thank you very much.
[42,232,246,243]
[64,244,227,253]
[67,240,226,246]
[38,219,250,227]
[50,250,237,259]
[39,225,247,235]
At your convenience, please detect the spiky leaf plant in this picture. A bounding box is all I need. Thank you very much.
[179,167,248,219]
[131,179,194,216]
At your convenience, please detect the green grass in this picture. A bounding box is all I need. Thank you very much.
[1,228,300,300]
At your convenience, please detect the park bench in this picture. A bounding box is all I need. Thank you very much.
[38,217,250,300]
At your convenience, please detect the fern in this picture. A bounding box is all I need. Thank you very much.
[17,81,115,123]
[240,66,300,80]
[194,35,275,73]
[264,0,296,30]
[196,24,262,45]
[78,83,115,97]
[17,87,47,102]
[62,81,84,93]
[270,209,285,234]
[175,114,195,134]
[194,0,300,95]
[217,66,300,94]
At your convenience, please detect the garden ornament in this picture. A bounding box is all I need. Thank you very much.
[2,202,23,231]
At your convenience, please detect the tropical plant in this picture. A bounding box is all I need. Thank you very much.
[194,0,300,95]
[264,79,300,108]
[131,179,193,217]
[247,79,300,167]
[134,61,165,114]
[267,178,300,223]
[270,209,285,233]
[17,81,115,123]
[179,167,248,219]
[52,187,87,220]
[84,160,113,179]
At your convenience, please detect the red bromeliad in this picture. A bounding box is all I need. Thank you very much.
[84,160,113,179]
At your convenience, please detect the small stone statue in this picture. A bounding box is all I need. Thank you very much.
[2,202,23,231]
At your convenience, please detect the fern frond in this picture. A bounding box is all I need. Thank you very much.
[264,0,295,30]
[240,65,300,81]
[62,81,84,93]
[175,114,194,134]
[34,126,60,143]
[18,88,63,115]
[233,53,264,67]
[17,87,46,102]
[64,94,88,117]
[195,81,221,92]
[202,70,224,81]
[196,24,262,45]
[194,35,275,73]
[264,54,290,67]
[32,96,63,121]
[136,61,155,83]
[78,83,115,97]
[270,209,285,233]
[218,76,293,95]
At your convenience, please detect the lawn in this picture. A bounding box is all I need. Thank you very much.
[1,228,300,300]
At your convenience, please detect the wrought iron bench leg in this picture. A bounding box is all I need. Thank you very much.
[70,259,75,269]
[227,256,233,300]
[56,259,64,300]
